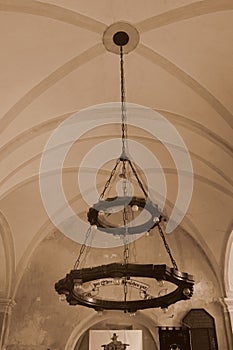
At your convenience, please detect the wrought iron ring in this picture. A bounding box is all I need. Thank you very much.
[87,196,162,235]
[55,263,194,312]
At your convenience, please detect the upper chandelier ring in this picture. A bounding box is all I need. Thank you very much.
[87,196,162,235]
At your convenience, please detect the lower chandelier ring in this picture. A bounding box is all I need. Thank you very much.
[55,263,194,312]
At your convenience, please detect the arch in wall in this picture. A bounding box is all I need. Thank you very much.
[0,212,15,350]
[224,229,233,298]
[64,311,159,350]
[223,228,233,339]
[0,211,15,298]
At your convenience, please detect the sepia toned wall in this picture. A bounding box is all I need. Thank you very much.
[3,226,231,350]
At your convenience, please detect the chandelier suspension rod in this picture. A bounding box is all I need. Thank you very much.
[120,45,130,304]
[99,158,121,199]
[119,47,148,198]
[127,159,148,197]
[73,225,92,269]
[120,46,127,159]
[157,224,178,270]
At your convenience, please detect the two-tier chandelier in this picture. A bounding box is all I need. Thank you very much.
[55,29,194,313]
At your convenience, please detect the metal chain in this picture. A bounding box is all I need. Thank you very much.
[99,46,127,202]
[120,46,127,158]
[123,237,129,301]
[128,159,148,197]
[120,48,149,200]
[73,226,92,269]
[122,158,129,303]
[98,48,127,200]
[120,46,131,304]
[157,223,178,270]
[98,46,127,201]
[99,158,121,199]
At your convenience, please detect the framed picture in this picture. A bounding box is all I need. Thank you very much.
[89,329,143,350]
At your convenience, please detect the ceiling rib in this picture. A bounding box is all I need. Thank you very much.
[1,145,233,196]
[1,163,233,204]
[136,0,233,32]
[136,44,233,128]
[157,110,233,156]
[0,0,107,33]
[0,212,15,298]
[0,43,105,134]
[1,106,232,163]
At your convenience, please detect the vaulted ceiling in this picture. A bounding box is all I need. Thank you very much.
[0,0,233,299]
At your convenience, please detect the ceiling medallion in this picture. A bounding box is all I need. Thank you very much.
[55,30,194,313]
[103,22,140,54]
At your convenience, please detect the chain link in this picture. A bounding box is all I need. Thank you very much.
[157,223,178,270]
[122,159,130,303]
[123,243,129,265]
[73,226,92,269]
[122,160,129,255]
[99,158,121,199]
[120,46,127,158]
[128,159,148,197]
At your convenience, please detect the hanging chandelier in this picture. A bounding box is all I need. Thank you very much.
[55,30,194,313]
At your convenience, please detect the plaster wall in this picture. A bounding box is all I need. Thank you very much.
[4,227,231,349]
